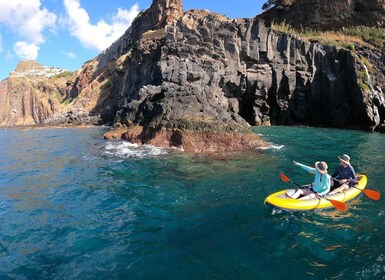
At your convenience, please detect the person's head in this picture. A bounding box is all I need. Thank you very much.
[338,154,350,166]
[315,161,328,174]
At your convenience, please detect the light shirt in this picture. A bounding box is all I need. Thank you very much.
[294,162,331,195]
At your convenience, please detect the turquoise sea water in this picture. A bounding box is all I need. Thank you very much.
[0,126,384,279]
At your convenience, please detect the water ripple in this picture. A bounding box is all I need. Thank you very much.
[0,126,384,279]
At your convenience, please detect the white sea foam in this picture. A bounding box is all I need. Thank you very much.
[82,155,103,161]
[104,141,169,159]
[256,133,279,138]
[257,144,284,150]
[271,208,283,215]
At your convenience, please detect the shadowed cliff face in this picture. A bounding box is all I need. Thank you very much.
[259,0,385,30]
[92,7,385,134]
[45,0,385,137]
[1,0,385,145]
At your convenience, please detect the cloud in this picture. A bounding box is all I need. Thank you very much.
[63,51,77,59]
[0,34,2,53]
[14,41,39,60]
[0,0,57,45]
[63,0,139,51]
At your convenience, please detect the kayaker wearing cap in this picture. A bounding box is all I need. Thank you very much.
[328,154,358,195]
[286,160,331,200]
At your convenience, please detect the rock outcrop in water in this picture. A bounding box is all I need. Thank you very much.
[1,0,385,152]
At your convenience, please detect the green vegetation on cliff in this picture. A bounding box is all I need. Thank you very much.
[272,22,385,50]
[50,71,75,79]
[344,26,385,49]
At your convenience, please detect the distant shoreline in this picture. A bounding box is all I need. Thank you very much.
[0,124,109,130]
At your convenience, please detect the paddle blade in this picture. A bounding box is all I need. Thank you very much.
[328,198,347,211]
[363,189,381,200]
[280,173,291,183]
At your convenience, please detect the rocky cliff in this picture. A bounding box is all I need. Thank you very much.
[1,0,385,152]
[260,0,385,30]
[0,61,100,127]
[0,61,69,127]
[86,0,385,134]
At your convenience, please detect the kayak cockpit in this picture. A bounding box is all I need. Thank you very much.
[264,174,367,211]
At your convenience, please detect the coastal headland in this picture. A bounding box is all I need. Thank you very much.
[1,0,384,152]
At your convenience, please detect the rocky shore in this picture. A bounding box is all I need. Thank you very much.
[1,0,384,153]
[103,125,268,153]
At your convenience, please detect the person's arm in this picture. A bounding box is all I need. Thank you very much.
[348,166,358,184]
[293,161,315,173]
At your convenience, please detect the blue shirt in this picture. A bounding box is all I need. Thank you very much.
[331,165,357,184]
[294,162,331,195]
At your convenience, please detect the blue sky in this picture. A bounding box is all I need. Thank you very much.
[0,0,264,80]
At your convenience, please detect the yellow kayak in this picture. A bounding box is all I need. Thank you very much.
[264,174,367,211]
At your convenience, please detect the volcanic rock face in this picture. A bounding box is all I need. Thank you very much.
[0,60,102,127]
[107,7,385,133]
[0,61,70,127]
[259,0,385,30]
[1,0,385,151]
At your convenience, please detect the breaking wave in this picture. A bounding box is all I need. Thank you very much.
[104,141,169,159]
[257,143,284,150]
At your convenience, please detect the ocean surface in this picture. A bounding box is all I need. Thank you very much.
[0,125,384,279]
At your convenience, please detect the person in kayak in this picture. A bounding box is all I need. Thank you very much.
[286,161,331,199]
[328,154,358,195]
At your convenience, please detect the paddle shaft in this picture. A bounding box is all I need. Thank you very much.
[320,195,347,211]
[331,177,380,200]
[280,173,347,211]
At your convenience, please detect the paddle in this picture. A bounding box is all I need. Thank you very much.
[331,177,380,200]
[280,173,347,211]
[350,185,380,200]
[280,173,300,187]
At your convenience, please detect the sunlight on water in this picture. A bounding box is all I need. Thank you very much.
[0,126,384,279]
